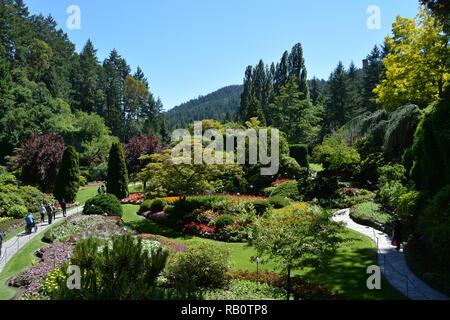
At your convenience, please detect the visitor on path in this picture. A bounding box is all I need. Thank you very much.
[39,204,46,223]
[46,203,53,225]
[60,199,67,217]
[98,186,102,194]
[0,232,3,257]
[392,220,403,251]
[101,185,106,194]
[52,203,57,220]
[25,212,35,234]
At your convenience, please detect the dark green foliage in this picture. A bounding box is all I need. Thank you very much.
[354,152,384,188]
[106,142,129,200]
[52,236,169,300]
[164,242,230,287]
[278,155,308,180]
[270,181,299,200]
[140,199,152,212]
[420,185,450,266]
[251,199,271,215]
[83,194,123,218]
[289,144,309,168]
[408,99,450,194]
[150,198,167,213]
[215,214,236,229]
[54,146,80,203]
[268,196,291,208]
[383,104,423,160]
[167,85,243,130]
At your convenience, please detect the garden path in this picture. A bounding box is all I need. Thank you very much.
[333,209,449,300]
[0,206,83,273]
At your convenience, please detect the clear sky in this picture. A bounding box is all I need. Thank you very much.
[26,0,420,111]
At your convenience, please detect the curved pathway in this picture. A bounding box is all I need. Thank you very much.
[333,209,449,300]
[0,206,83,273]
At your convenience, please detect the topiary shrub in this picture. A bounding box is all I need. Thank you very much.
[268,196,292,209]
[215,214,236,229]
[54,146,80,203]
[106,142,129,200]
[164,242,230,287]
[140,199,152,213]
[150,198,167,213]
[270,180,299,200]
[289,144,309,168]
[8,205,28,219]
[83,194,123,218]
[251,199,271,215]
[278,155,308,180]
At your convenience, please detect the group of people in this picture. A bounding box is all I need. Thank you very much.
[98,184,106,195]
[25,199,67,235]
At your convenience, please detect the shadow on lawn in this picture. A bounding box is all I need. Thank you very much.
[301,236,406,300]
[131,217,196,241]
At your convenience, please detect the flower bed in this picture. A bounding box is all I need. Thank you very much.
[43,214,131,243]
[9,242,74,299]
[183,221,251,242]
[213,195,268,214]
[137,233,187,253]
[120,193,145,205]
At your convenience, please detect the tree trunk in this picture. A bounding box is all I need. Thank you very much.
[286,267,291,301]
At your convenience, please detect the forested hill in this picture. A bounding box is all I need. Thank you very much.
[165,85,243,130]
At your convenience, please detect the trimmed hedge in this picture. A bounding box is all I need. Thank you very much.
[83,194,123,218]
[289,144,309,168]
[268,196,291,209]
[251,199,271,215]
[150,198,167,213]
[270,181,299,200]
[215,214,236,229]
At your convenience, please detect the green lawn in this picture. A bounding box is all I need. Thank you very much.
[0,218,67,300]
[75,185,99,205]
[122,204,406,300]
[309,163,324,172]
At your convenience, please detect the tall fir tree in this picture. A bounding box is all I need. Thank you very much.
[106,142,129,199]
[54,146,80,203]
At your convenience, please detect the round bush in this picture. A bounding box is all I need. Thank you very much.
[251,199,271,215]
[140,199,152,212]
[268,196,291,209]
[150,198,167,213]
[270,180,299,200]
[83,194,123,218]
[8,205,28,219]
[164,242,230,287]
[215,214,236,229]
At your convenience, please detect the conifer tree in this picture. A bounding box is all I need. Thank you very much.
[106,142,129,199]
[54,146,80,203]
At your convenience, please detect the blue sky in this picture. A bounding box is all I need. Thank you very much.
[26,0,419,110]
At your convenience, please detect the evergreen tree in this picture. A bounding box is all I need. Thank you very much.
[362,45,384,112]
[106,142,129,199]
[324,62,349,129]
[54,145,80,202]
[239,66,253,121]
[245,96,266,126]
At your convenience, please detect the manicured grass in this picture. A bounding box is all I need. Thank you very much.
[351,201,395,225]
[75,185,99,205]
[0,218,67,300]
[128,183,143,194]
[122,204,406,300]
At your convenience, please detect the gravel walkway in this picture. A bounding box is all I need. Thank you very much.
[0,206,83,273]
[333,208,449,300]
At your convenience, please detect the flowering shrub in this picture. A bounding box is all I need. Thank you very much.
[138,234,187,253]
[120,193,145,205]
[213,196,268,214]
[10,242,74,299]
[271,179,294,186]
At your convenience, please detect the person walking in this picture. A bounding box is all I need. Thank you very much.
[60,199,67,217]
[52,203,57,221]
[98,186,102,195]
[392,220,403,251]
[46,203,53,225]
[25,212,35,234]
[39,204,46,223]
[101,185,106,194]
[0,232,3,257]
